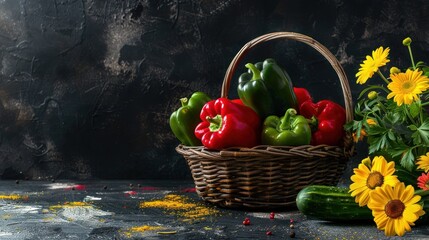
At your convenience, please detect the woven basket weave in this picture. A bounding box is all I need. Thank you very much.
[176,32,354,209]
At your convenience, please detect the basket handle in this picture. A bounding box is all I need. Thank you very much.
[221,32,353,122]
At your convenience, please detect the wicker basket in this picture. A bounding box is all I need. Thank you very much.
[176,32,354,209]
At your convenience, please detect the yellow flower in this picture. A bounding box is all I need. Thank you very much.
[356,47,390,84]
[387,69,429,106]
[366,118,377,126]
[417,152,429,172]
[367,182,425,237]
[349,156,400,206]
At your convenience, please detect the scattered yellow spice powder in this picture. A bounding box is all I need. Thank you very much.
[141,194,195,210]
[129,225,163,232]
[122,225,164,238]
[139,194,219,221]
[0,194,28,200]
[49,201,91,211]
[64,201,91,206]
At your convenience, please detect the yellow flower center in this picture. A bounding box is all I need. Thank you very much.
[366,171,384,189]
[385,199,405,219]
[402,81,413,91]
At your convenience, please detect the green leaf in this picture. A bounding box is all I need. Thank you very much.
[422,66,429,77]
[389,141,409,155]
[366,125,387,135]
[344,120,362,132]
[409,125,418,131]
[384,112,402,126]
[367,134,390,154]
[387,130,396,141]
[410,119,429,145]
[400,148,415,172]
[409,102,421,119]
[416,61,426,68]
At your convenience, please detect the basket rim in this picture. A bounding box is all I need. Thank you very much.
[220,31,353,123]
[176,143,351,159]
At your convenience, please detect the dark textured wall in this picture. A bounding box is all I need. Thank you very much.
[0,0,428,180]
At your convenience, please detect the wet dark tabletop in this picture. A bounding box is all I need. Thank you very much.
[0,180,427,240]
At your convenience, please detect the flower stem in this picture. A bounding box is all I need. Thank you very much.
[375,98,387,112]
[408,45,416,70]
[404,106,417,126]
[377,70,390,85]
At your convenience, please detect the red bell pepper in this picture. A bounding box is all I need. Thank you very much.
[194,98,260,150]
[231,99,244,105]
[293,87,312,109]
[299,99,346,146]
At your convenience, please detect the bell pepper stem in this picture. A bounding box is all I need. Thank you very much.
[245,63,261,81]
[279,108,297,130]
[307,116,318,125]
[307,116,318,132]
[206,115,223,132]
[180,97,188,107]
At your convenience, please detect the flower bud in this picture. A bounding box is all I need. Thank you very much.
[402,37,412,46]
[368,91,378,100]
[389,67,401,74]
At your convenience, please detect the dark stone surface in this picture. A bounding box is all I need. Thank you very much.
[0,0,429,179]
[0,180,427,239]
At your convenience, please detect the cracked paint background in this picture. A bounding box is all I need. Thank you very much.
[0,0,429,180]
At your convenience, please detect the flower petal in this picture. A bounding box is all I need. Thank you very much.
[394,218,406,237]
[384,218,396,236]
[403,208,419,223]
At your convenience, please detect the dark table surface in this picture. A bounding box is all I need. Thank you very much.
[0,180,428,240]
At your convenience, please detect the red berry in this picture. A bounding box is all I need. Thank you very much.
[269,212,275,219]
[266,231,272,235]
[242,217,251,225]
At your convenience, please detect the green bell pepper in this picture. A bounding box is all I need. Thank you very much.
[261,108,311,146]
[169,92,211,146]
[238,58,298,119]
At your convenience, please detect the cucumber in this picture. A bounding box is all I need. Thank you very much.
[296,185,372,221]
[296,185,429,223]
